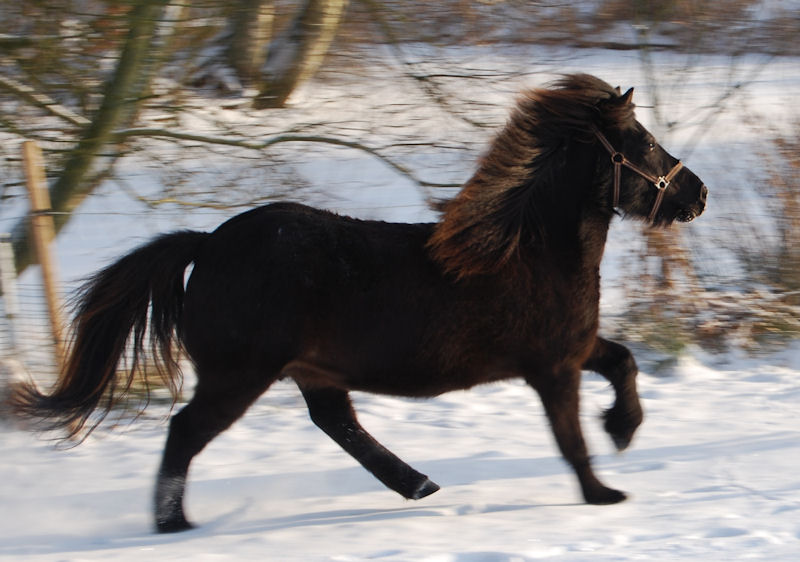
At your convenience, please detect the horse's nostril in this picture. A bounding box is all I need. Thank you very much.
[699,185,708,204]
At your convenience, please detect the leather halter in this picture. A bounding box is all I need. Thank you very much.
[593,128,684,223]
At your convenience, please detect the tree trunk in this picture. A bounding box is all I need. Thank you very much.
[227,0,275,83]
[10,1,181,274]
[253,0,348,109]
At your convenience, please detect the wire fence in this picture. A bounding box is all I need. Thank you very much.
[0,276,67,381]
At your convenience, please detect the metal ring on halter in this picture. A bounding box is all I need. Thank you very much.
[647,162,683,222]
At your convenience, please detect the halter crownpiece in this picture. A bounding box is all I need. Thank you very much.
[592,128,684,222]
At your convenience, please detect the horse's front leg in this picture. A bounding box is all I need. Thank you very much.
[528,368,626,504]
[582,336,644,451]
[298,384,440,500]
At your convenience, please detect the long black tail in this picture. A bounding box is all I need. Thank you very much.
[11,230,207,440]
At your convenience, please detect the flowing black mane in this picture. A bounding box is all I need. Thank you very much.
[428,74,636,278]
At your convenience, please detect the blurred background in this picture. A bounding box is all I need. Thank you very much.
[0,0,798,378]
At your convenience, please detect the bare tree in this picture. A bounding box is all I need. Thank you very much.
[254,0,349,108]
[7,1,183,274]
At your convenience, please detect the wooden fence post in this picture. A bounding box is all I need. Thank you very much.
[21,141,65,370]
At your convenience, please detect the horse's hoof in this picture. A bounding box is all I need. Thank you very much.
[584,486,627,505]
[411,478,440,500]
[156,516,195,534]
[603,407,641,452]
[609,431,633,452]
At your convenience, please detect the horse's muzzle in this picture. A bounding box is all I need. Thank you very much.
[677,184,708,223]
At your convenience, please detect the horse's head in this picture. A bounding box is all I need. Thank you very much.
[594,88,708,226]
[428,75,710,278]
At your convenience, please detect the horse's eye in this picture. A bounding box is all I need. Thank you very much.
[648,142,655,152]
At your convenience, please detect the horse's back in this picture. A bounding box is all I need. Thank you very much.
[180,202,441,376]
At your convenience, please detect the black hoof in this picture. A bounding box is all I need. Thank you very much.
[584,486,627,505]
[411,478,440,500]
[156,516,195,534]
[608,430,633,452]
[603,407,641,452]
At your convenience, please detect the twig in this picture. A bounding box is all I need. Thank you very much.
[0,75,90,127]
[113,127,463,190]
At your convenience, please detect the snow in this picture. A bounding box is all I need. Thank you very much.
[2,347,800,560]
[2,45,800,560]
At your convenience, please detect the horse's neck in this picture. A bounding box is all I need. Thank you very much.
[525,211,611,273]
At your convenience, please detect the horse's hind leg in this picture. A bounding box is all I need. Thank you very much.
[299,385,440,500]
[583,337,643,451]
[155,375,273,533]
[528,368,626,505]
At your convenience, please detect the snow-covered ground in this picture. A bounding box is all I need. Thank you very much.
[1,45,799,560]
[2,346,799,560]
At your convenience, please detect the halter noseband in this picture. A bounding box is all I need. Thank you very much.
[593,128,684,223]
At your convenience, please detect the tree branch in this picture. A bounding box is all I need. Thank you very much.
[113,127,462,189]
[360,0,490,130]
[0,34,60,51]
[0,74,90,127]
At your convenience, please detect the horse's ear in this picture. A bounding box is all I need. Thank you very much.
[614,86,621,95]
[620,87,634,105]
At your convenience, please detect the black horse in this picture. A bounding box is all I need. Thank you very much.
[12,74,707,533]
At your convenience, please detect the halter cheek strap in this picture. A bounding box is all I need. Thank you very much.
[593,128,684,223]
